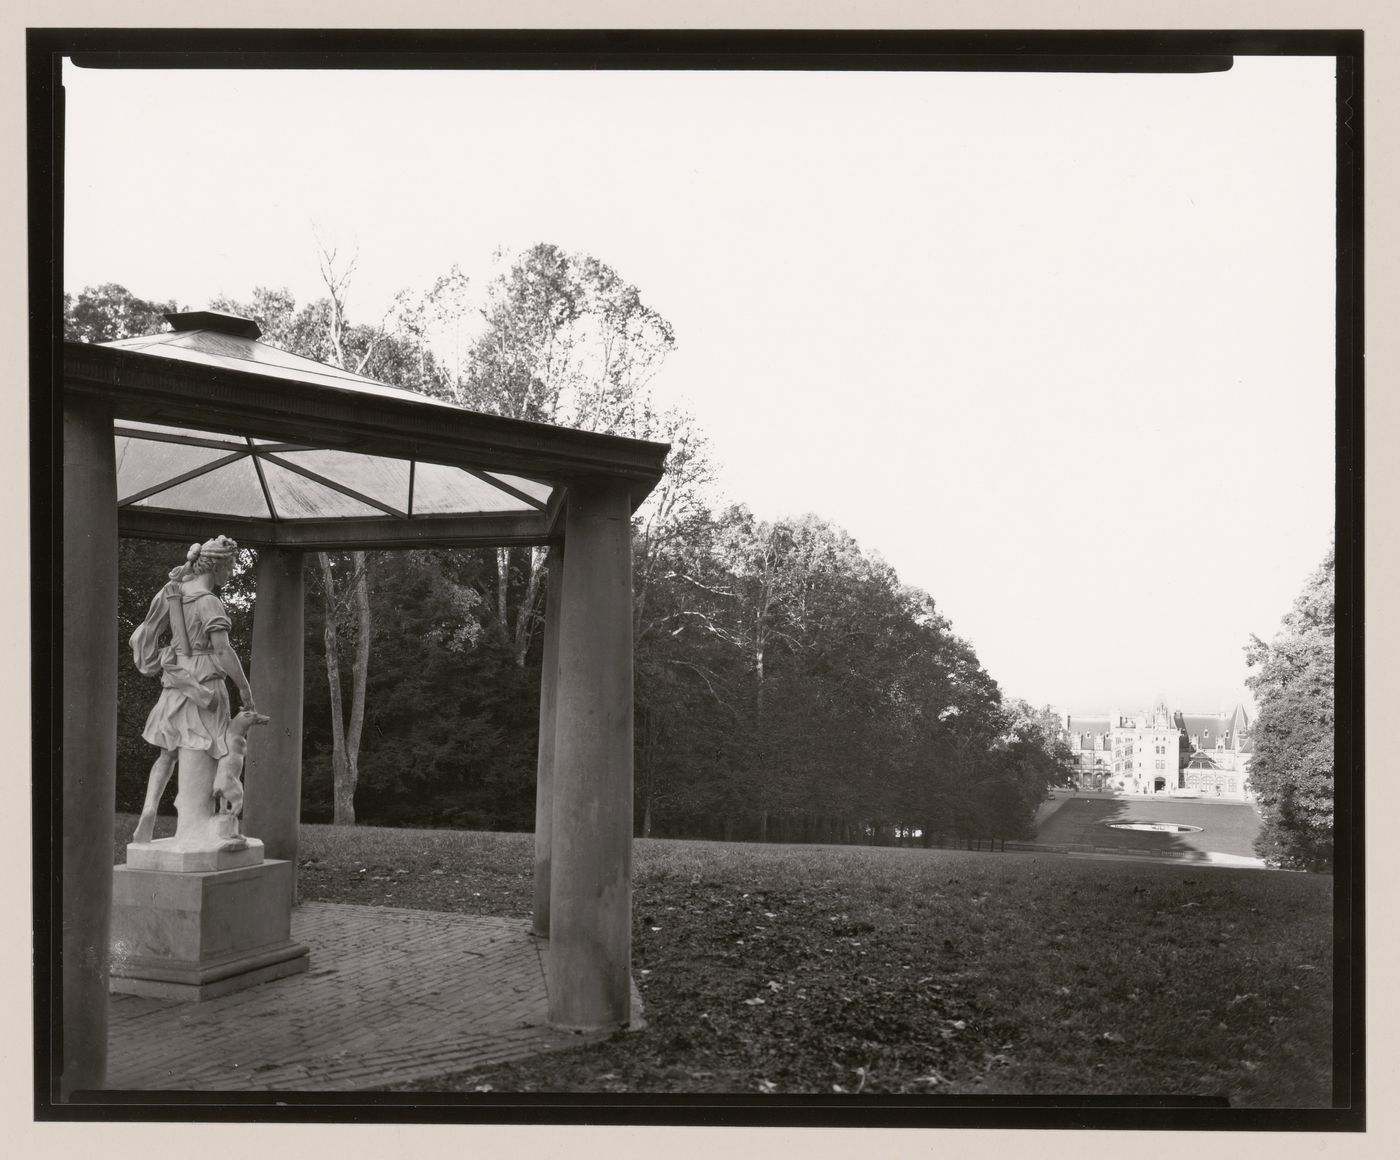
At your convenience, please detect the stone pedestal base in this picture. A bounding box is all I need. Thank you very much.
[110,858,309,1001]
[127,836,264,873]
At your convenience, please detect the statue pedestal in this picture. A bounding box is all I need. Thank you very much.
[110,858,309,1001]
[126,836,265,873]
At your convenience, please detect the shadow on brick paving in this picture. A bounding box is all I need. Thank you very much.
[106,902,640,1092]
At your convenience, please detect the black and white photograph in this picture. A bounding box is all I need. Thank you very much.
[27,20,1364,1135]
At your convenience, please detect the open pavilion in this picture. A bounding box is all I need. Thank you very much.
[59,309,668,1097]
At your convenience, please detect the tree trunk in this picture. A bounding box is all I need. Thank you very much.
[496,546,511,643]
[344,551,372,820]
[310,255,380,829]
[320,553,351,825]
[636,704,658,839]
[321,551,372,826]
[754,644,764,714]
[512,546,548,665]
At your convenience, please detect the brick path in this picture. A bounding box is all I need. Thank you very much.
[107,902,636,1091]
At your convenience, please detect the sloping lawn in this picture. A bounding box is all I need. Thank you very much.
[1036,797,1264,859]
[114,817,1334,1104]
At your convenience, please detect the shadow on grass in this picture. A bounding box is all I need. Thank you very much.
[1034,797,1261,861]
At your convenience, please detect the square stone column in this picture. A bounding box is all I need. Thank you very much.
[242,547,305,898]
[548,479,634,1031]
[61,395,118,1097]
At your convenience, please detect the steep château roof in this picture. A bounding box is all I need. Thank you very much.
[1174,706,1250,750]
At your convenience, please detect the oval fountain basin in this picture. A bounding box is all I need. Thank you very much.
[1105,821,1203,834]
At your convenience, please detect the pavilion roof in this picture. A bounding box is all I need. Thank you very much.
[63,312,670,551]
[104,319,459,406]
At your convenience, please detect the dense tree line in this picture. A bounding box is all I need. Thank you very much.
[72,249,1069,845]
[1245,545,1335,871]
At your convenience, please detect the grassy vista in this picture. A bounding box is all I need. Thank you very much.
[116,815,1332,1104]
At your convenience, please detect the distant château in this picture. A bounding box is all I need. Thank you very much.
[1062,703,1253,800]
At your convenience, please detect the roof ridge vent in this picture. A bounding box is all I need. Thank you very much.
[164,309,262,340]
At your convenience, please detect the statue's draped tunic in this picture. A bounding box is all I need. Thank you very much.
[132,585,232,759]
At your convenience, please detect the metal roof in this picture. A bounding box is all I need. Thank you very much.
[63,313,670,550]
[104,321,462,408]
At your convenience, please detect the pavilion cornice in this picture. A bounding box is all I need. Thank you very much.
[64,342,669,508]
[117,506,555,550]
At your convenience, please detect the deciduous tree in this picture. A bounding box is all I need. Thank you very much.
[1245,545,1335,871]
[456,243,678,664]
[64,283,179,344]
[211,249,444,825]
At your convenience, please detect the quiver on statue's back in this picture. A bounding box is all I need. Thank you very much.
[130,583,177,676]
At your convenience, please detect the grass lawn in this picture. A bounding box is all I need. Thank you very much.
[1036,797,1264,859]
[114,815,1334,1104]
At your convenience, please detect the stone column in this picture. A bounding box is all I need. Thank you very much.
[61,396,117,1098]
[242,547,305,896]
[548,479,634,1031]
[532,543,564,938]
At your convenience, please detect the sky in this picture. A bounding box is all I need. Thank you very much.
[61,57,1338,718]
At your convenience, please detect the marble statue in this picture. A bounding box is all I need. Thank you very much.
[129,535,264,852]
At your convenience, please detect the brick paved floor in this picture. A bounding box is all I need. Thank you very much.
[107,902,637,1091]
